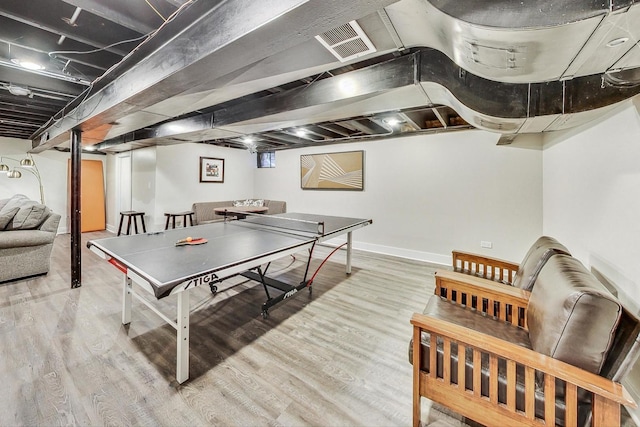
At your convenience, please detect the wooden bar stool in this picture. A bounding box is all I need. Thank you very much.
[164,211,194,230]
[118,211,146,236]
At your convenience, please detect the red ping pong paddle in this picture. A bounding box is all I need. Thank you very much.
[175,237,208,246]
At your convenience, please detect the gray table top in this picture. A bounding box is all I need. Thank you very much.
[88,213,371,298]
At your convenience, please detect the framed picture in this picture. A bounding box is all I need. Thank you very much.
[301,150,364,190]
[199,157,224,183]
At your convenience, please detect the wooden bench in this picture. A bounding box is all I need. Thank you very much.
[410,254,640,427]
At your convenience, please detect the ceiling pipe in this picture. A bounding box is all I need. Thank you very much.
[58,7,82,45]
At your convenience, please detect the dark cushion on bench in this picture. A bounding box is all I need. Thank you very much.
[512,236,570,290]
[527,255,622,375]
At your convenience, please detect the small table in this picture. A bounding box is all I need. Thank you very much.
[214,206,268,219]
[164,211,195,229]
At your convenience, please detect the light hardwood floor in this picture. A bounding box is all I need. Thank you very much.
[0,231,458,426]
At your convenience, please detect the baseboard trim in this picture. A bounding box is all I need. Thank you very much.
[321,237,451,267]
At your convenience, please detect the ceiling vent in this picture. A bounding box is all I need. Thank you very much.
[315,20,376,62]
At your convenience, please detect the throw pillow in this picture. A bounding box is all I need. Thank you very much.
[1,194,30,213]
[233,199,264,207]
[5,204,51,230]
[0,206,20,229]
[0,194,30,229]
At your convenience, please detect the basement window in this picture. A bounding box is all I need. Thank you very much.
[257,151,276,168]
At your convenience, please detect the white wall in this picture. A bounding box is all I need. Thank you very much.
[152,143,255,230]
[132,148,157,231]
[254,130,543,264]
[2,130,544,266]
[543,99,640,303]
[543,96,640,421]
[0,137,105,233]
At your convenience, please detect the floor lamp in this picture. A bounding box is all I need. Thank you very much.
[0,154,45,204]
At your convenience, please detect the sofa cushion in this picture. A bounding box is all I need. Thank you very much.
[527,254,622,375]
[0,206,20,229]
[9,204,51,230]
[1,194,51,230]
[263,200,286,215]
[191,200,233,224]
[1,194,30,212]
[0,194,31,229]
[511,236,571,290]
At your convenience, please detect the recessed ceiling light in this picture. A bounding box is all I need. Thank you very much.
[243,136,254,144]
[384,118,401,126]
[7,86,31,96]
[295,128,308,137]
[606,37,629,48]
[11,58,45,71]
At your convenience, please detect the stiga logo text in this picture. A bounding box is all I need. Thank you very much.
[185,272,219,289]
[283,289,298,299]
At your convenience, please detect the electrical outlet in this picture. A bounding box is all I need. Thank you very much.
[481,241,493,249]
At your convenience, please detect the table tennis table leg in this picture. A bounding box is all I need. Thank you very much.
[176,290,190,384]
[346,231,353,274]
[122,275,132,325]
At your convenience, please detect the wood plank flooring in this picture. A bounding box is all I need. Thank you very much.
[0,231,461,426]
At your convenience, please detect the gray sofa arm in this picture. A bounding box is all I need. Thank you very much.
[40,212,61,234]
[0,229,56,248]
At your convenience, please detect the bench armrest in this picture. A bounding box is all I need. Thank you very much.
[435,270,530,328]
[452,250,519,284]
[411,312,636,427]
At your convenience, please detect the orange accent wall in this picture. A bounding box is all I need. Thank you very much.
[67,159,106,232]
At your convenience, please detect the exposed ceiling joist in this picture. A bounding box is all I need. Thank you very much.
[31,0,399,151]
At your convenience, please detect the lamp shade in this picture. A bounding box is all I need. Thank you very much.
[7,170,22,178]
[19,158,34,167]
[0,163,8,172]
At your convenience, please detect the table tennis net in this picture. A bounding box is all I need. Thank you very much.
[237,214,325,236]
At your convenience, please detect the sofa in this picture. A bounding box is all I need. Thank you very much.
[191,199,286,225]
[410,253,640,427]
[0,194,61,283]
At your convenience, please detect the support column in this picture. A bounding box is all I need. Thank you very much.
[71,129,82,288]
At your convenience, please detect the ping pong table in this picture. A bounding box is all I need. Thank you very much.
[87,212,371,383]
